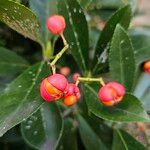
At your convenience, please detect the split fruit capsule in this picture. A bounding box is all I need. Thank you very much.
[40,74,68,102]
[63,83,81,106]
[98,82,125,106]
[143,60,150,73]
[47,15,66,35]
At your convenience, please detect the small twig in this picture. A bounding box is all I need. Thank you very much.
[75,80,80,86]
[77,77,105,86]
[51,65,56,74]
[47,33,69,71]
[50,44,69,66]
[60,33,67,46]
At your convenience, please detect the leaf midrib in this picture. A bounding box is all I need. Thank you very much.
[119,35,124,85]
[116,129,128,150]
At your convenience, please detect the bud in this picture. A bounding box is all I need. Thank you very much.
[98,82,125,106]
[72,73,81,83]
[60,66,70,76]
[47,15,66,35]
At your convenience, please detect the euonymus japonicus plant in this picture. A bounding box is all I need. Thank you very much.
[0,0,149,149]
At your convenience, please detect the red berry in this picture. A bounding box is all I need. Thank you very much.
[72,73,81,83]
[98,82,125,106]
[47,15,66,35]
[60,66,70,76]
[63,83,81,106]
[143,60,150,73]
[40,74,68,102]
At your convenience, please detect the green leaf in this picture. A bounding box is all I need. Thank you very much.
[90,0,125,9]
[0,0,43,46]
[29,0,57,45]
[134,73,150,99]
[57,119,78,150]
[78,0,92,9]
[134,73,150,111]
[92,5,132,74]
[21,103,63,150]
[85,114,113,149]
[58,0,89,73]
[109,24,135,92]
[142,88,150,111]
[84,84,150,122]
[0,47,29,76]
[0,61,50,136]
[77,115,107,150]
[130,28,150,65]
[112,129,146,150]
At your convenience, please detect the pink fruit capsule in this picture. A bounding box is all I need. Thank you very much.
[98,82,125,106]
[47,15,66,35]
[63,83,81,106]
[40,74,68,102]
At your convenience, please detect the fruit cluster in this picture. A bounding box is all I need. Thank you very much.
[40,74,80,106]
[40,14,127,107]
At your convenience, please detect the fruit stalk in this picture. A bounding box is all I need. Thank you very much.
[50,43,69,66]
[77,77,105,86]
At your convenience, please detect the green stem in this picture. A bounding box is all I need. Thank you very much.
[49,33,69,68]
[77,77,105,86]
[50,44,69,66]
[60,33,67,46]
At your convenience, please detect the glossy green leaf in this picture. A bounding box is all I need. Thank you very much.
[92,5,132,74]
[21,103,63,150]
[130,28,150,65]
[0,47,28,76]
[77,115,107,150]
[58,0,89,73]
[0,0,43,46]
[84,84,150,122]
[112,129,146,150]
[57,119,78,150]
[0,76,15,93]
[78,0,92,9]
[109,24,135,92]
[0,62,50,137]
[29,0,57,45]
